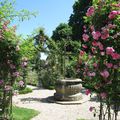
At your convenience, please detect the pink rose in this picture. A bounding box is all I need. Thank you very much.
[0,80,3,85]
[98,42,104,50]
[92,31,101,40]
[108,24,116,29]
[92,41,98,47]
[18,80,24,87]
[85,89,91,95]
[100,92,107,99]
[93,63,98,67]
[12,72,20,77]
[111,53,120,60]
[100,52,105,56]
[88,72,96,77]
[100,70,109,78]
[80,50,85,56]
[89,106,94,112]
[106,47,115,55]
[82,45,88,49]
[91,47,96,54]
[82,34,89,42]
[113,65,118,69]
[101,28,109,40]
[86,6,95,16]
[106,63,113,68]
[108,11,118,19]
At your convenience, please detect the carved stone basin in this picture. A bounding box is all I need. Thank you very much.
[54,78,82,101]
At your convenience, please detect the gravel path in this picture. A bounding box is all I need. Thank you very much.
[13,86,119,120]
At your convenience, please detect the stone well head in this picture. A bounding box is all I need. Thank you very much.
[54,78,82,101]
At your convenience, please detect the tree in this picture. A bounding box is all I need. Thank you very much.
[52,23,72,42]
[69,0,92,41]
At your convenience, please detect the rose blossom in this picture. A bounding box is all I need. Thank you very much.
[92,41,98,47]
[100,92,107,99]
[93,63,98,67]
[100,52,105,56]
[82,34,89,42]
[108,11,118,19]
[86,6,95,16]
[98,42,104,50]
[12,72,20,77]
[100,70,109,78]
[108,24,116,29]
[106,47,115,55]
[80,50,85,56]
[85,89,91,95]
[111,53,120,60]
[0,80,3,85]
[88,72,96,77]
[101,28,109,40]
[89,106,94,112]
[82,45,88,49]
[113,65,118,69]
[18,80,24,87]
[106,63,113,68]
[5,85,12,91]
[92,31,101,40]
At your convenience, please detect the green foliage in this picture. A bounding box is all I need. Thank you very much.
[52,23,72,42]
[69,0,92,41]
[19,87,32,94]
[0,0,37,21]
[13,106,39,120]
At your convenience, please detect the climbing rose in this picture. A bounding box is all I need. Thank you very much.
[5,85,12,91]
[0,80,3,85]
[18,80,24,87]
[111,53,120,60]
[108,11,118,19]
[85,89,91,95]
[92,41,98,46]
[89,106,94,112]
[86,6,95,16]
[106,47,115,55]
[82,45,88,49]
[93,63,98,67]
[92,31,101,40]
[88,72,96,77]
[80,50,85,56]
[98,42,104,50]
[100,70,109,78]
[100,92,107,99]
[82,34,89,42]
[106,63,113,68]
[101,28,109,40]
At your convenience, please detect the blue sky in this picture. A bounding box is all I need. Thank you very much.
[15,0,75,37]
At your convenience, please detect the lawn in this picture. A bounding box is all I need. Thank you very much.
[13,106,39,120]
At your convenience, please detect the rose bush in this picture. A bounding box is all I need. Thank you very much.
[80,0,120,120]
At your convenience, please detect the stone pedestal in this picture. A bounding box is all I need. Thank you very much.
[54,78,82,101]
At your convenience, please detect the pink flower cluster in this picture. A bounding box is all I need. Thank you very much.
[82,34,89,42]
[92,31,101,40]
[85,89,91,95]
[100,92,107,99]
[106,47,120,60]
[18,80,24,87]
[108,10,120,19]
[86,6,95,16]
[0,80,3,85]
[100,70,109,78]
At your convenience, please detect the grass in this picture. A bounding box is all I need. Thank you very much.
[13,106,39,120]
[19,87,33,94]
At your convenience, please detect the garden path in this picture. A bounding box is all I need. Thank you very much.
[13,85,118,120]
